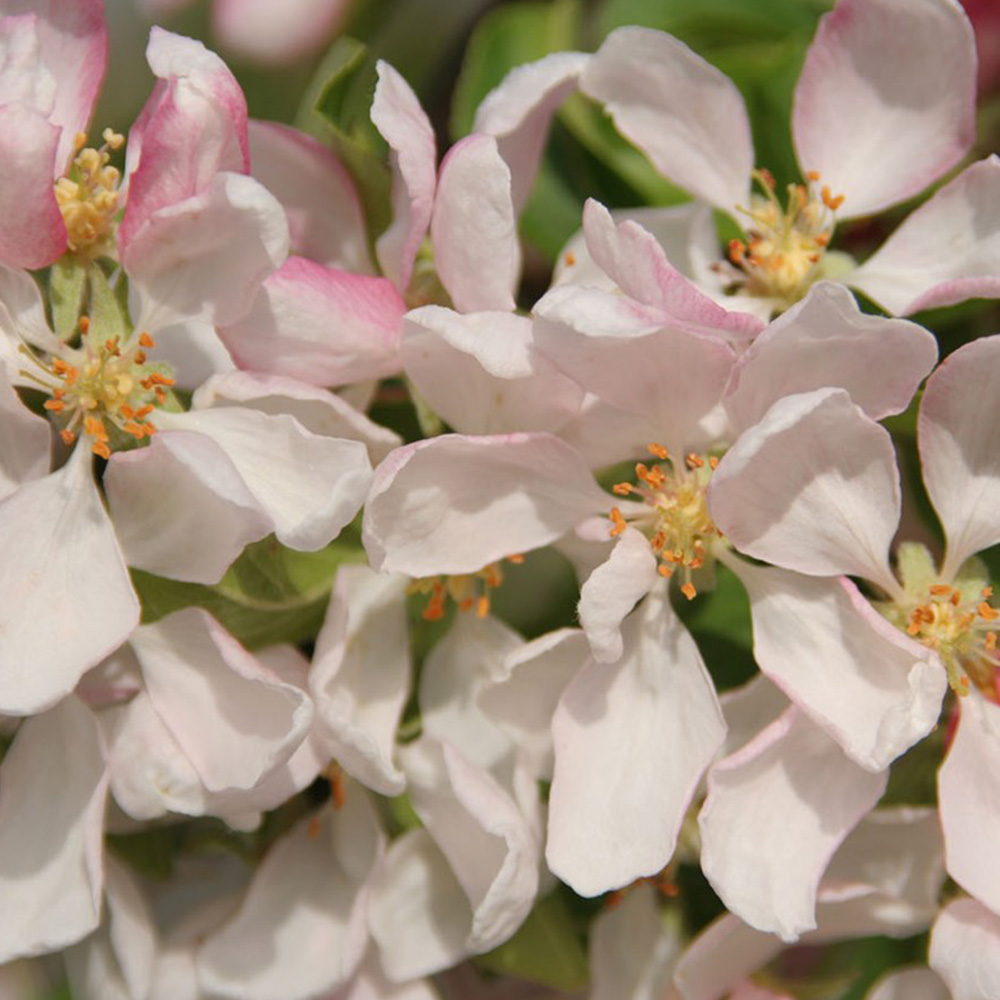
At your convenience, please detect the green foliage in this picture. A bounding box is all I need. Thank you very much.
[298,37,392,240]
[48,256,88,340]
[87,262,130,343]
[132,529,367,650]
[476,890,590,990]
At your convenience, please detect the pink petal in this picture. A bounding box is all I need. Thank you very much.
[212,0,348,65]
[0,446,139,715]
[362,432,608,576]
[729,562,946,771]
[0,696,107,962]
[248,119,372,272]
[700,706,887,941]
[474,51,589,214]
[125,172,289,331]
[0,104,65,268]
[218,255,405,386]
[401,307,584,435]
[121,27,248,248]
[430,134,519,313]
[371,61,436,292]
[792,0,976,219]
[132,608,313,793]
[929,897,1000,1000]
[311,566,410,795]
[849,157,1000,314]
[198,796,382,999]
[547,586,725,895]
[919,335,1000,577]
[938,691,1000,915]
[3,0,107,170]
[104,429,272,584]
[580,26,752,212]
[709,388,901,590]
[582,200,762,341]
[724,281,938,433]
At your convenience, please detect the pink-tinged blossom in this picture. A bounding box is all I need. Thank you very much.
[709,335,1000,916]
[579,0,993,318]
[930,897,1000,1000]
[0,0,106,268]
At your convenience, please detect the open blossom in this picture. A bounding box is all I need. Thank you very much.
[708,334,1000,922]
[575,0,1000,320]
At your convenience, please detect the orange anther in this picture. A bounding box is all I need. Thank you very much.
[44,399,65,412]
[507,554,524,565]
[658,564,671,578]
[91,440,111,460]
[930,585,953,596]
[609,507,628,538]
[728,238,746,264]
[307,816,322,840]
[821,186,845,211]
[138,332,155,348]
[708,456,719,470]
[685,453,704,469]
[681,582,697,600]
[330,768,346,810]
[806,169,821,182]
[476,595,490,619]
[648,443,669,460]
[79,316,90,334]
[988,632,997,652]
[59,428,76,445]
[980,602,999,621]
[564,251,576,267]
[757,168,776,190]
[613,482,633,496]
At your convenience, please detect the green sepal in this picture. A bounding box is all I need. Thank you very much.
[450,0,582,140]
[107,825,177,882]
[297,37,391,242]
[87,263,130,343]
[49,255,89,340]
[475,890,590,991]
[131,528,367,650]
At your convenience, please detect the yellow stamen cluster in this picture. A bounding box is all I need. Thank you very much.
[54,129,124,256]
[905,583,1000,698]
[609,444,720,600]
[724,168,842,309]
[25,321,172,459]
[408,556,525,622]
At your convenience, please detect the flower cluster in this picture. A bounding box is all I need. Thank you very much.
[2,0,1000,998]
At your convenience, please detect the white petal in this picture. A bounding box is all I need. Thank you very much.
[724,282,938,433]
[729,562,946,771]
[0,446,139,714]
[849,157,1000,314]
[198,795,382,999]
[581,26,752,212]
[311,566,410,795]
[578,527,658,663]
[478,628,588,781]
[362,433,607,576]
[919,335,1000,577]
[866,968,949,1000]
[132,609,313,793]
[105,857,158,1000]
[930,898,1000,1000]
[0,696,106,961]
[157,406,371,551]
[401,739,539,953]
[938,691,1000,915]
[792,0,976,219]
[547,587,725,895]
[104,430,272,584]
[700,706,887,941]
[430,134,519,313]
[474,51,589,214]
[709,388,900,589]
[0,367,50,501]
[369,829,470,982]
[371,61,436,292]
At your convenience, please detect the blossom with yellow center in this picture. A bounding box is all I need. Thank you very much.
[408,556,525,621]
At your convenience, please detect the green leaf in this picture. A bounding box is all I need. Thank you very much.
[450,0,582,139]
[476,890,590,991]
[49,256,88,339]
[297,37,391,240]
[107,825,176,882]
[132,531,366,650]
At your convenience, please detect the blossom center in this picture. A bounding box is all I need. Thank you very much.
[722,169,842,311]
[23,319,174,459]
[408,556,524,621]
[54,129,124,257]
[609,444,720,599]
